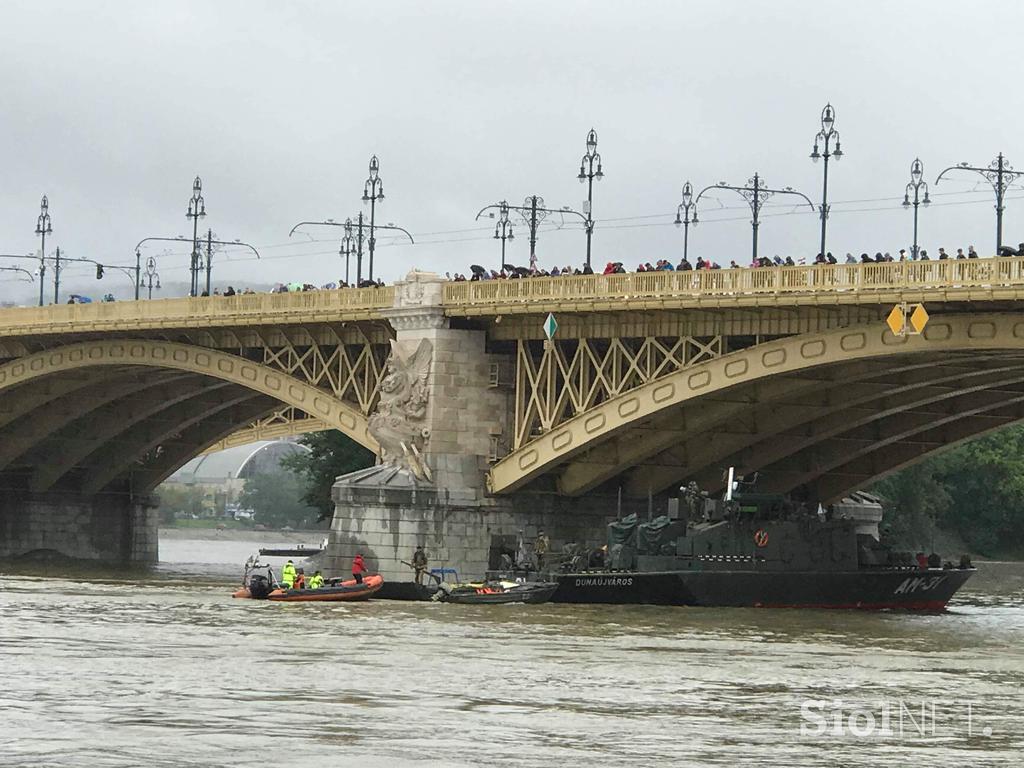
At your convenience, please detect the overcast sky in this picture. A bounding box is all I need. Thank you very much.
[2,0,1023,300]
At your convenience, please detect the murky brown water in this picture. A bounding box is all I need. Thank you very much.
[2,540,1023,767]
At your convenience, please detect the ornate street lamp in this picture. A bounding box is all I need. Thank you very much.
[902,158,931,260]
[494,200,515,270]
[340,219,357,286]
[361,155,385,281]
[674,181,696,262]
[34,195,52,306]
[810,103,843,258]
[144,255,161,300]
[577,128,604,267]
[185,176,206,297]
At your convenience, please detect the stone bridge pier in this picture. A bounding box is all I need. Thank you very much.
[0,491,158,563]
[325,271,627,584]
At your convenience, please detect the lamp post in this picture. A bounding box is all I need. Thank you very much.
[186,176,206,297]
[35,195,52,306]
[694,175,815,263]
[133,248,142,300]
[674,181,696,261]
[522,195,547,270]
[494,200,515,270]
[53,247,63,304]
[902,158,931,260]
[935,153,1019,253]
[352,213,367,285]
[810,103,843,257]
[577,128,604,267]
[362,155,385,282]
[339,219,356,286]
[144,256,160,299]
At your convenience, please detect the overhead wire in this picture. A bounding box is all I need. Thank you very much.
[35,184,1024,281]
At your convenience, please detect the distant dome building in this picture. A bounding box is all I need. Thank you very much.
[171,440,309,484]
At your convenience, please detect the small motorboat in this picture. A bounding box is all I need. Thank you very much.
[231,556,383,602]
[433,580,558,605]
[233,574,383,602]
[269,575,383,602]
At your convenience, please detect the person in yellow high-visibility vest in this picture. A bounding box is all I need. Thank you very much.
[308,570,325,589]
[281,560,297,589]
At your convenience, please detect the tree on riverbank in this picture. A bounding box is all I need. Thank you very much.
[872,425,1024,557]
[280,430,375,520]
[239,469,322,529]
[154,485,207,524]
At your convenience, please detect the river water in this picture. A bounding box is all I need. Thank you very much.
[1,539,1022,767]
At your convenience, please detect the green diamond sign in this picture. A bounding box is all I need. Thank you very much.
[543,313,558,340]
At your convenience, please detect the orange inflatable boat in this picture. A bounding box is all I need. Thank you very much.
[233,574,384,602]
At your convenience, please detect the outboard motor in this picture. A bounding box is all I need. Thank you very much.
[431,583,453,602]
[247,573,274,599]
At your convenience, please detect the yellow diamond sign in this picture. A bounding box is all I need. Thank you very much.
[886,305,906,336]
[909,304,929,334]
[886,303,929,336]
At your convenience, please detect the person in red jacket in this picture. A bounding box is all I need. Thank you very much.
[352,553,366,584]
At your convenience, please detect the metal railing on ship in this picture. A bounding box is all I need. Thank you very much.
[0,286,396,330]
[442,256,1024,307]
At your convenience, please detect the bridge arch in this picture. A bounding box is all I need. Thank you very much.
[0,340,377,495]
[489,312,1024,499]
[0,339,375,450]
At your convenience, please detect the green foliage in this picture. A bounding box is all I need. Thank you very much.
[155,485,206,524]
[871,424,1024,556]
[239,470,322,530]
[281,430,375,520]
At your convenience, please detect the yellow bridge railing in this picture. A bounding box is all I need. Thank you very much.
[442,256,1024,309]
[0,286,395,334]
[3,257,1024,334]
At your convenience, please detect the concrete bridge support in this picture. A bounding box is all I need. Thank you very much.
[0,491,158,563]
[325,271,635,582]
[326,480,625,584]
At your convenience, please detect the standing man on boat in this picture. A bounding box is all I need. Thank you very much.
[412,545,428,585]
[352,553,366,584]
[534,530,550,572]
[281,559,297,589]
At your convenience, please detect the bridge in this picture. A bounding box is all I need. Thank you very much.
[2,257,1024,571]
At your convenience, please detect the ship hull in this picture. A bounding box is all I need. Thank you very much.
[551,568,975,610]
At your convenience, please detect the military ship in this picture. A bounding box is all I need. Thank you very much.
[548,477,975,610]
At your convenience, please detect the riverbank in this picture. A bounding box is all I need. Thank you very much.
[159,527,325,544]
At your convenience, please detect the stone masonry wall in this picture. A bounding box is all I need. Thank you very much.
[0,491,158,563]
[326,486,641,582]
[407,325,511,500]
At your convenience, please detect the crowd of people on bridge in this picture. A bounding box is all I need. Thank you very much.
[54,238,1024,303]
[197,239,1024,291]
[442,239,1024,282]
